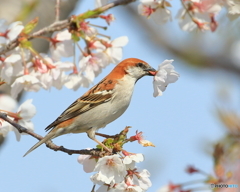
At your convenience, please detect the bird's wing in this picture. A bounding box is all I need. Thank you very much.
[45,77,116,132]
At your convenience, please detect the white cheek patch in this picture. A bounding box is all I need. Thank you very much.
[126,66,144,78]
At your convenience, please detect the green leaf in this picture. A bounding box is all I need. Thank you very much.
[71,33,80,42]
[20,39,32,48]
[80,9,102,19]
[22,17,39,34]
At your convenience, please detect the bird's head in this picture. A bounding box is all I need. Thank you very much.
[111,58,156,82]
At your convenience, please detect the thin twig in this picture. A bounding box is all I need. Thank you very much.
[180,0,202,30]
[55,0,60,22]
[180,0,194,20]
[96,132,119,138]
[0,112,110,157]
[91,184,96,192]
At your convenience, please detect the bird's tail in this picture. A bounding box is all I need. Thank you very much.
[23,132,55,157]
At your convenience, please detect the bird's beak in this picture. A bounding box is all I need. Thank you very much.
[144,67,157,76]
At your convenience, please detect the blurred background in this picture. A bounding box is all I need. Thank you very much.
[0,0,239,192]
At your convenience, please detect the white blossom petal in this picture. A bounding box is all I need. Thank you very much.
[153,59,179,97]
[17,99,36,120]
[111,36,129,47]
[93,155,127,184]
[7,21,24,42]
[77,154,97,173]
[50,29,74,61]
[0,120,13,137]
[11,75,42,99]
[0,94,17,111]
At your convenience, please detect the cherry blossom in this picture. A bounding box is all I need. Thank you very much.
[95,185,114,192]
[176,8,203,31]
[224,0,240,19]
[99,14,115,25]
[138,0,172,24]
[191,0,222,14]
[31,54,74,90]
[0,94,17,137]
[79,55,102,82]
[129,131,155,147]
[132,169,152,191]
[11,74,42,99]
[0,99,36,141]
[90,173,107,186]
[138,3,155,18]
[122,152,144,169]
[0,54,23,84]
[176,0,222,31]
[13,99,36,141]
[52,72,68,90]
[0,94,17,112]
[77,153,97,173]
[50,29,74,61]
[115,178,143,192]
[0,19,8,50]
[92,155,127,184]
[153,59,179,97]
[45,61,74,89]
[0,119,13,137]
[79,53,109,82]
[64,73,90,91]
[32,56,48,73]
[17,99,36,121]
[79,21,98,39]
[103,36,129,64]
[123,152,144,165]
[76,135,152,191]
[89,40,106,50]
[7,21,24,42]
[0,20,23,45]
[151,7,172,25]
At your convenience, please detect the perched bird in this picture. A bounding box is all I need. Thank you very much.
[24,58,156,156]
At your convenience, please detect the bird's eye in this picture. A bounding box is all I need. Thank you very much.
[136,63,144,68]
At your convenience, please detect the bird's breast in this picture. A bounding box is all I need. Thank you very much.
[69,76,136,133]
[107,75,136,117]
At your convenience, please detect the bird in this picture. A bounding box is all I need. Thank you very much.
[24,58,156,156]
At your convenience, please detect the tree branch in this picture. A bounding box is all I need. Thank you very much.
[0,112,111,157]
[0,0,136,55]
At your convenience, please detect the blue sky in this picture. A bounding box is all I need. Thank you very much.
[0,1,237,192]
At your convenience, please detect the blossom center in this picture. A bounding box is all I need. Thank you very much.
[106,159,116,167]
